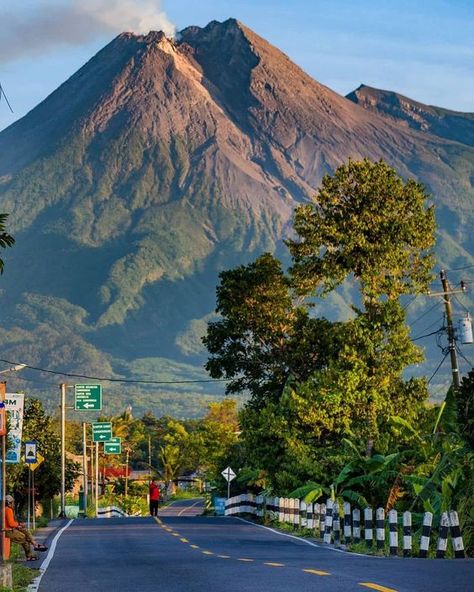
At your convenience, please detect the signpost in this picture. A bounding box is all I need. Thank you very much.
[74,384,102,411]
[104,437,122,455]
[25,450,44,531]
[221,466,236,499]
[92,422,112,442]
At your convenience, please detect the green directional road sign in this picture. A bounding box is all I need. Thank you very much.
[104,437,122,455]
[75,384,102,411]
[92,422,112,442]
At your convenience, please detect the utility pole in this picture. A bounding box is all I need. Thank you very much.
[59,383,67,518]
[148,436,151,468]
[125,448,130,498]
[0,381,7,562]
[82,422,88,515]
[439,270,461,391]
[95,442,99,518]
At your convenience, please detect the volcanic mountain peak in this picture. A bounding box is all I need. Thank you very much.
[0,19,473,415]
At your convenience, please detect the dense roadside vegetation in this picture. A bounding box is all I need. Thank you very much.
[203,159,474,555]
[1,159,472,561]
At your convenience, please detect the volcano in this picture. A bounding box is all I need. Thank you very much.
[0,19,472,415]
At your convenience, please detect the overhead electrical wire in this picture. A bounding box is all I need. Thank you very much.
[0,358,229,385]
[427,353,449,385]
[411,328,444,342]
[409,301,440,326]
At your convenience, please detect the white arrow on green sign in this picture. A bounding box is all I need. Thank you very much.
[104,437,122,455]
[92,422,112,442]
[75,384,102,411]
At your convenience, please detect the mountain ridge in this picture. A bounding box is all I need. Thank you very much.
[0,19,472,415]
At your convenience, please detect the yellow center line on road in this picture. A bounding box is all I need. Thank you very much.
[303,569,331,576]
[202,551,214,555]
[264,562,285,567]
[237,558,254,562]
[190,545,200,549]
[359,583,398,592]
[180,538,189,543]
[217,554,231,559]
[171,533,180,537]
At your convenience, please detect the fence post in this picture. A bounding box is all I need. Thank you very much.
[307,502,314,529]
[449,511,465,558]
[419,512,433,558]
[436,512,449,558]
[324,499,334,544]
[343,502,351,545]
[403,511,412,557]
[376,508,385,550]
[300,501,307,528]
[333,502,341,545]
[278,498,284,522]
[352,508,360,543]
[292,499,298,527]
[364,507,373,548]
[319,503,326,539]
[313,503,321,536]
[388,509,398,556]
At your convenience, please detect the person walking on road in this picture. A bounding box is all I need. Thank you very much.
[149,479,160,517]
[4,494,48,561]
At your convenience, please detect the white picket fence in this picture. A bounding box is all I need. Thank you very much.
[225,494,465,558]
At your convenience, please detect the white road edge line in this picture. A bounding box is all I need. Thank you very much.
[178,499,203,517]
[231,516,371,557]
[27,519,74,592]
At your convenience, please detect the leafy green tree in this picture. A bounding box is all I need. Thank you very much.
[8,399,80,513]
[288,158,435,301]
[203,253,335,407]
[456,369,474,448]
[0,212,14,273]
[204,158,436,494]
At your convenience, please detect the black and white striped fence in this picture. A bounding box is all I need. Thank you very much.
[97,505,129,518]
[225,494,465,558]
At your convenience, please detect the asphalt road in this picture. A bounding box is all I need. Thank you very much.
[34,501,473,592]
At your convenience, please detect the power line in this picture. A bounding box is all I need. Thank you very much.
[402,294,418,311]
[445,264,474,272]
[456,346,474,369]
[0,358,229,385]
[427,353,449,385]
[412,328,443,342]
[0,82,13,113]
[410,301,440,326]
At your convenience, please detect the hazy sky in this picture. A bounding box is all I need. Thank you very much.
[0,0,472,131]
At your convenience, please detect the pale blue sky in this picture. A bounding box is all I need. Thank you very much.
[0,0,473,131]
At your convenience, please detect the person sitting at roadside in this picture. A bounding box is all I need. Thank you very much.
[4,494,48,561]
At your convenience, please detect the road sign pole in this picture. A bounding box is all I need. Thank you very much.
[27,468,31,530]
[32,469,36,531]
[1,381,7,562]
[227,479,230,500]
[59,383,66,518]
[95,442,99,518]
[82,422,88,514]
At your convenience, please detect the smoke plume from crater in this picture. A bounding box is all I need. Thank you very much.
[0,0,176,64]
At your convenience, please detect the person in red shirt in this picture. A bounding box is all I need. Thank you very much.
[149,479,160,517]
[4,494,47,561]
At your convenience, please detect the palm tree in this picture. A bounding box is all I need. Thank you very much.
[0,213,14,273]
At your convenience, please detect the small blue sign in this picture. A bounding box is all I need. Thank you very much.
[214,497,227,516]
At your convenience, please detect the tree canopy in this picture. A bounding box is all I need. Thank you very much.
[204,158,436,490]
[288,158,435,301]
[0,212,15,274]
